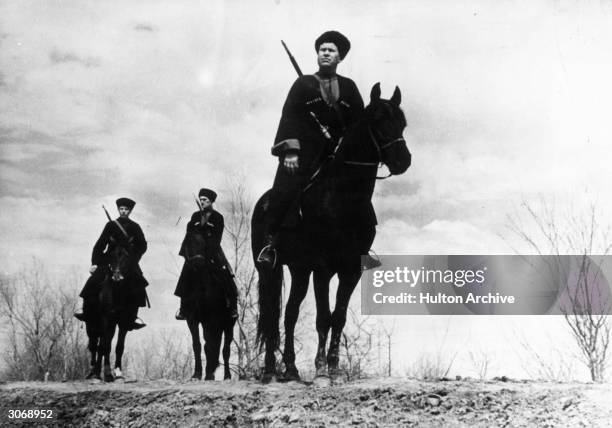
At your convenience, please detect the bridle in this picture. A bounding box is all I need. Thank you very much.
[302,108,406,193]
[343,125,406,179]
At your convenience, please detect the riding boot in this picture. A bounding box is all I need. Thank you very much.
[257,234,278,269]
[362,253,382,270]
[175,298,187,320]
[131,318,147,330]
[74,308,86,322]
[74,298,90,322]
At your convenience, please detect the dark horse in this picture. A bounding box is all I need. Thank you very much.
[84,242,142,382]
[252,83,411,383]
[179,226,236,380]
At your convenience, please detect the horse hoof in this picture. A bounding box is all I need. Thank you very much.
[191,373,202,381]
[113,368,124,380]
[281,369,301,382]
[86,371,101,380]
[103,372,115,382]
[261,372,277,384]
[313,375,331,388]
[329,366,346,384]
[204,374,215,381]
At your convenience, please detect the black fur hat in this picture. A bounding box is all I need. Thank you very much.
[198,188,217,202]
[315,30,350,59]
[116,197,136,210]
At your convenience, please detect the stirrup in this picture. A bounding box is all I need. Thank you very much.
[362,251,382,271]
[257,245,277,269]
[175,309,186,321]
[74,309,86,322]
[131,318,146,330]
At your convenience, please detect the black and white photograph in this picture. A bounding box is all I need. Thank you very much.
[1,0,612,426]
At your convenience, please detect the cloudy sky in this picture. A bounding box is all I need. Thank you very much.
[2,0,612,378]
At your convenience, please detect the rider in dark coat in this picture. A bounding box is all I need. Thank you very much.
[257,30,379,269]
[174,188,238,320]
[74,197,148,330]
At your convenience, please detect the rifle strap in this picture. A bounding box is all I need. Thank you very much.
[112,219,131,242]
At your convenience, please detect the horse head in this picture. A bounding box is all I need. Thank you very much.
[108,241,134,282]
[361,83,411,176]
[183,229,208,270]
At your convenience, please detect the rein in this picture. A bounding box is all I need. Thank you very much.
[343,126,406,180]
[302,107,406,192]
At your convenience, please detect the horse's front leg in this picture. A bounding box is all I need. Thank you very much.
[187,319,202,380]
[85,323,101,380]
[101,321,117,382]
[282,266,311,381]
[203,325,221,381]
[113,326,128,380]
[222,320,235,380]
[312,268,334,381]
[328,269,361,380]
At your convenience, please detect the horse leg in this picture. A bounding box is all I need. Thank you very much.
[281,266,310,381]
[222,321,235,380]
[312,268,334,381]
[113,326,128,379]
[327,270,361,380]
[85,323,101,380]
[254,258,283,384]
[187,319,202,380]
[203,325,221,381]
[101,321,117,382]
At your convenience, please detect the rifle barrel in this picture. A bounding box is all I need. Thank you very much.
[102,205,112,221]
[281,40,303,77]
[193,194,203,211]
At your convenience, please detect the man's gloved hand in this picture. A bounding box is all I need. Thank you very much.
[89,265,98,274]
[283,153,299,175]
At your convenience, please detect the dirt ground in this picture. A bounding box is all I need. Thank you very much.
[1,377,611,427]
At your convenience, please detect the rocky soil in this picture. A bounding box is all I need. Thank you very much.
[1,377,611,427]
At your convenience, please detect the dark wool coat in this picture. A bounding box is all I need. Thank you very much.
[80,217,149,307]
[174,209,236,299]
[271,73,364,174]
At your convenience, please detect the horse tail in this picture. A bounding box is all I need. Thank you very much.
[251,190,282,350]
[255,264,283,350]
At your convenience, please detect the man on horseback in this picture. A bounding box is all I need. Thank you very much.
[174,188,238,321]
[257,30,380,270]
[74,197,148,330]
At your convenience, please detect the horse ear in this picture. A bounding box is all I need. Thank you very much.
[390,86,401,106]
[370,82,381,102]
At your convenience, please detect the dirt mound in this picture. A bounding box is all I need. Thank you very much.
[1,378,611,427]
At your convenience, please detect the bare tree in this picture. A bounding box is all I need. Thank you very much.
[468,348,493,381]
[0,260,88,381]
[339,307,376,380]
[513,329,577,381]
[508,196,612,382]
[378,319,396,377]
[125,328,193,380]
[221,176,263,379]
[405,318,458,380]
